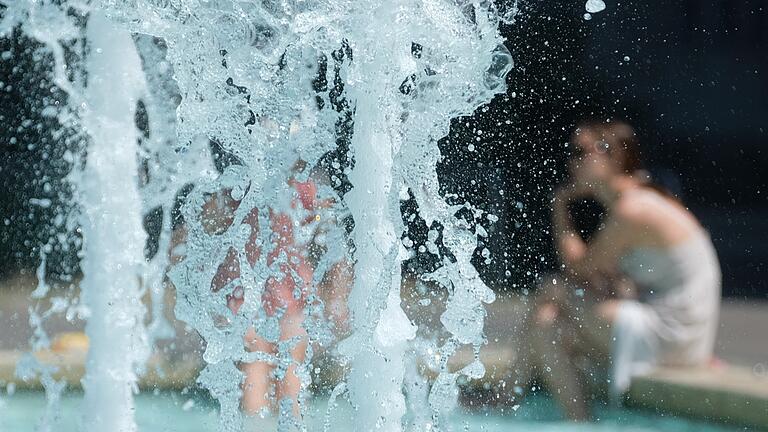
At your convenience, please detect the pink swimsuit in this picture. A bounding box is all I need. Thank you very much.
[211,179,317,317]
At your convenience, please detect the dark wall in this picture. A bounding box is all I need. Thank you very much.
[577,0,768,298]
[0,30,81,280]
[440,0,767,297]
[2,1,766,297]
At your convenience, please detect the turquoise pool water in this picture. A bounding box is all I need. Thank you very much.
[0,391,737,431]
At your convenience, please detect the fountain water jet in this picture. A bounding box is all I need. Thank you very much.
[78,13,149,432]
[338,12,418,427]
[0,0,513,430]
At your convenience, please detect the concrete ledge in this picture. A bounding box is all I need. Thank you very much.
[627,365,768,429]
[0,349,201,391]
[3,346,767,430]
[448,348,768,428]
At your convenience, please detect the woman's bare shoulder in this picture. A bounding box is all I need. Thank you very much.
[614,188,701,242]
[614,189,664,222]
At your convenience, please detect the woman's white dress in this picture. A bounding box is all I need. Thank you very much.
[611,231,721,396]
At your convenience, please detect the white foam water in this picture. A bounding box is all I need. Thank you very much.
[0,0,514,430]
[585,0,607,14]
[78,13,150,432]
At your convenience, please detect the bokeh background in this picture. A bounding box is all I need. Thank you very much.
[2,0,767,300]
[440,0,767,298]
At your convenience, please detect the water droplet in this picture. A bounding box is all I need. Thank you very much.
[585,0,606,13]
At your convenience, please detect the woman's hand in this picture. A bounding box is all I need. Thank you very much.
[551,184,589,267]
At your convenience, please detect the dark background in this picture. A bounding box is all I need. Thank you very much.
[439,0,767,298]
[2,1,766,298]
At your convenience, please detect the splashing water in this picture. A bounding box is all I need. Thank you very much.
[0,0,513,430]
[585,0,607,14]
[77,13,150,432]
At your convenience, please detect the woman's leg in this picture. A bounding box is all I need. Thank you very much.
[242,327,276,416]
[513,277,566,398]
[527,277,619,421]
[530,303,591,421]
[573,299,621,363]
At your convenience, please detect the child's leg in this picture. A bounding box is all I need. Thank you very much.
[242,327,276,416]
[275,312,308,418]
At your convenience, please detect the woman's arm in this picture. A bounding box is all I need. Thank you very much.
[552,182,637,288]
[564,211,633,281]
[552,185,587,265]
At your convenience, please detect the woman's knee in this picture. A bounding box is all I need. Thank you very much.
[534,302,560,326]
[592,300,621,324]
[535,273,569,302]
[530,310,564,352]
[532,274,571,325]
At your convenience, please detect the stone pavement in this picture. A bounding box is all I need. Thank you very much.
[1,274,767,427]
[3,273,764,367]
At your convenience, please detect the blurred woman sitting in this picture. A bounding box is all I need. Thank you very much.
[524,119,721,420]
